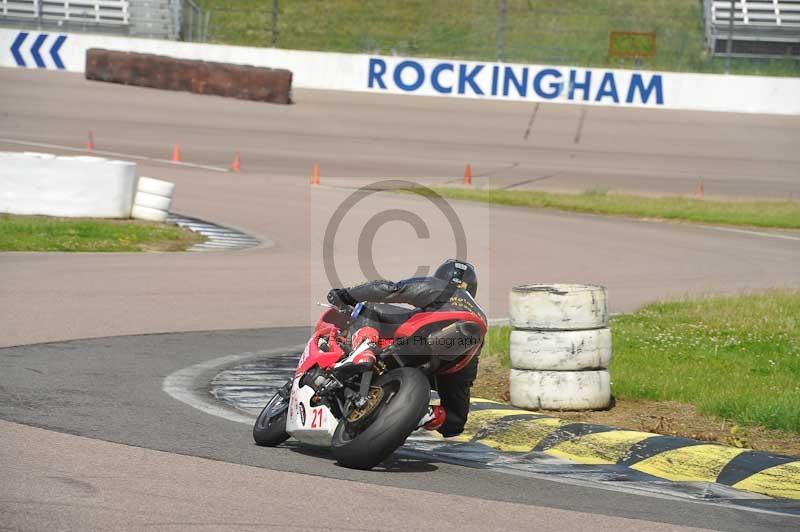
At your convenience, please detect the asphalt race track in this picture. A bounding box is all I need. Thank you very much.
[2,68,800,531]
[2,330,799,531]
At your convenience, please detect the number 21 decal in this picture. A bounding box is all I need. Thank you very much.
[310,408,324,428]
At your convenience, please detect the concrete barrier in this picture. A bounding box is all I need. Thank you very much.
[2,28,799,114]
[85,49,293,104]
[0,152,137,218]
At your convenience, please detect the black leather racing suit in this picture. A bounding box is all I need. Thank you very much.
[338,277,487,437]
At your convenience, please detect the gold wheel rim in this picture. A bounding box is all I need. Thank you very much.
[346,386,384,423]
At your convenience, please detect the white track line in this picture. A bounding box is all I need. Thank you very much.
[0,137,230,173]
[699,225,800,242]
[162,347,304,425]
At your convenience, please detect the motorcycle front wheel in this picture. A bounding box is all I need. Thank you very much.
[331,367,430,470]
[253,390,290,447]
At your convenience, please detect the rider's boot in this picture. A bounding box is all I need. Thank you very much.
[417,405,446,431]
[351,326,379,349]
[334,333,377,378]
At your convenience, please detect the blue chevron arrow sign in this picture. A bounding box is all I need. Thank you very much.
[10,32,67,69]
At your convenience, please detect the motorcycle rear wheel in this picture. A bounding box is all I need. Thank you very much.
[331,367,430,470]
[253,391,290,447]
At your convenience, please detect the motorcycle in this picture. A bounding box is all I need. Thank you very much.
[253,301,486,470]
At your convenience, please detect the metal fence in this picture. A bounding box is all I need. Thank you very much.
[184,0,800,76]
[0,0,182,39]
[5,0,797,75]
[0,0,130,33]
[186,0,743,73]
[704,0,800,64]
[182,0,208,41]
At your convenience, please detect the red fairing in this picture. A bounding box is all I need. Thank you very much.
[315,308,347,332]
[394,311,487,338]
[295,323,345,376]
[299,308,487,377]
[394,311,487,375]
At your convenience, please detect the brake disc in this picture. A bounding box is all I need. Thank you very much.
[345,386,384,427]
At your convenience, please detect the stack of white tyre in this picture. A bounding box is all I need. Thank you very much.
[508,284,612,411]
[131,177,175,222]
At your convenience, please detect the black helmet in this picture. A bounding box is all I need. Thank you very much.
[433,259,478,297]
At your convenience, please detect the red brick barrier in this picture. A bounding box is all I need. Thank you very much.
[85,49,292,104]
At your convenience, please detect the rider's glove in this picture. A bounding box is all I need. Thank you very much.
[327,288,356,309]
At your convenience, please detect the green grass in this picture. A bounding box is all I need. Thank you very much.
[0,214,204,252]
[484,326,513,368]
[484,290,800,432]
[420,187,800,229]
[196,0,800,77]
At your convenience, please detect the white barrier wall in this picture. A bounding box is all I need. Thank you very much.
[0,152,137,218]
[1,28,798,115]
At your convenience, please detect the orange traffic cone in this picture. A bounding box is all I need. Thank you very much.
[696,177,704,197]
[171,143,182,163]
[231,152,241,172]
[86,131,94,152]
[463,164,472,185]
[311,163,320,185]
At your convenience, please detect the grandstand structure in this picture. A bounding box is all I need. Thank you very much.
[704,0,800,58]
[0,0,181,40]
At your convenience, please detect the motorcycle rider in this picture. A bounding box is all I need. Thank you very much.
[327,259,486,437]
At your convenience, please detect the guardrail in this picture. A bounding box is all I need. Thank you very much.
[181,0,207,43]
[705,0,800,59]
[0,1,129,25]
[0,1,182,40]
[711,0,800,27]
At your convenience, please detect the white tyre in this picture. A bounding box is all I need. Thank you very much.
[134,191,172,211]
[137,177,176,197]
[510,328,611,371]
[509,284,608,330]
[131,204,168,222]
[509,369,611,411]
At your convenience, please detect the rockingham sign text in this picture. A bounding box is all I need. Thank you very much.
[2,28,798,114]
[367,58,664,106]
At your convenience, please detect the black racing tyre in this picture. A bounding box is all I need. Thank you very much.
[253,391,290,447]
[331,367,430,470]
